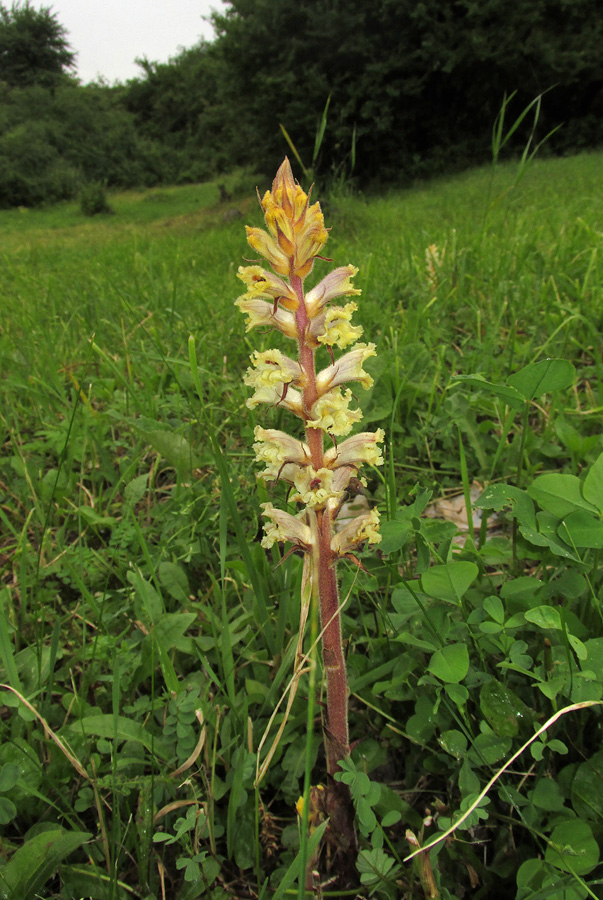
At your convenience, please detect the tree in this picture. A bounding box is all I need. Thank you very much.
[0,1,75,89]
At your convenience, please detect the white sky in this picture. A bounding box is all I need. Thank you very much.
[49,0,222,85]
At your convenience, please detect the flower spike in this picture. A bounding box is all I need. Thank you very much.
[235,159,384,877]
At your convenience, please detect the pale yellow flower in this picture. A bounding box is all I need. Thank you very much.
[331,508,382,555]
[234,295,298,340]
[324,429,385,469]
[237,265,299,310]
[306,388,363,437]
[312,302,364,350]
[244,349,304,396]
[305,265,360,316]
[316,343,377,393]
[291,466,345,510]
[260,502,313,549]
[253,426,310,482]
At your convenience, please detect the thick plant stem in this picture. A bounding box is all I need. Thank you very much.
[292,270,358,879]
[291,271,351,773]
[316,509,349,775]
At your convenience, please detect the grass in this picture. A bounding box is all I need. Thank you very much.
[1,151,602,899]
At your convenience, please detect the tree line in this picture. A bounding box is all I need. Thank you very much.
[1,0,602,207]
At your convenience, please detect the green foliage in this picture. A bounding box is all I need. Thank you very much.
[0,155,603,897]
[3,0,603,206]
[0,0,75,88]
[79,180,111,216]
[206,0,603,182]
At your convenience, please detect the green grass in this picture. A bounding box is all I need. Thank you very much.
[1,152,603,899]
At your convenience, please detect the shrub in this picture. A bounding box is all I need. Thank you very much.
[79,181,112,216]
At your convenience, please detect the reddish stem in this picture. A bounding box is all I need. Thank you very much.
[290,271,350,776]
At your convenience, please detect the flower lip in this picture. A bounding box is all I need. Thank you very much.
[305,265,360,316]
[306,387,363,437]
[260,502,314,549]
[315,343,377,393]
[235,295,298,340]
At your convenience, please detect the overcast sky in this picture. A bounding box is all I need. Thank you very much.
[49,0,222,85]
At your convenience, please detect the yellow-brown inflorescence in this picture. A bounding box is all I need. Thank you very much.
[236,158,384,560]
[237,159,382,829]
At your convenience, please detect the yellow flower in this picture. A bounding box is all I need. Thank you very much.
[291,466,345,510]
[260,502,313,549]
[245,226,290,277]
[253,426,310,482]
[316,343,377,393]
[305,265,360,316]
[331,508,382,556]
[247,158,329,279]
[237,265,299,311]
[235,295,298,340]
[312,302,364,349]
[324,429,385,469]
[244,349,304,394]
[306,387,363,436]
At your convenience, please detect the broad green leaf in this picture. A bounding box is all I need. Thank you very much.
[567,634,587,660]
[0,797,16,825]
[545,820,599,875]
[530,778,565,811]
[483,595,505,624]
[70,715,171,759]
[0,828,91,900]
[394,631,438,652]
[127,569,163,623]
[158,561,190,602]
[582,452,603,514]
[506,358,574,401]
[537,676,566,701]
[145,430,197,472]
[471,731,512,765]
[528,474,597,517]
[439,729,468,758]
[571,751,603,820]
[559,509,603,549]
[444,683,469,707]
[378,519,412,554]
[452,374,525,409]
[428,643,470,683]
[524,606,562,630]
[519,513,581,562]
[475,483,536,528]
[77,507,117,528]
[583,637,603,676]
[479,679,531,737]
[0,763,19,793]
[155,612,197,651]
[516,858,587,900]
[421,561,478,604]
[124,472,149,506]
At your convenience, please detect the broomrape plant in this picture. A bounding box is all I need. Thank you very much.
[236,158,384,870]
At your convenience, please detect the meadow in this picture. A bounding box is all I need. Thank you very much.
[1,151,602,899]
